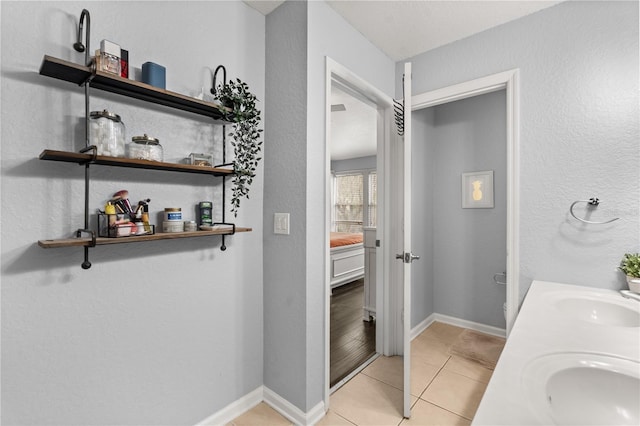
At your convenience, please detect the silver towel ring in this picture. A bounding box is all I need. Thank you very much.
[569,197,620,224]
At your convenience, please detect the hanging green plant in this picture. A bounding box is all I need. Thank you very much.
[214,78,263,217]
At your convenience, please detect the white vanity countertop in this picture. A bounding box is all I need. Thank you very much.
[472,280,640,425]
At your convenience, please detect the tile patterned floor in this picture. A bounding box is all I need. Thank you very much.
[228,322,505,426]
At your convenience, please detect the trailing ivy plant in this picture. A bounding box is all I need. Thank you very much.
[214,78,263,217]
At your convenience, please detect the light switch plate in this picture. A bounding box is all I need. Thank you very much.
[274,213,290,235]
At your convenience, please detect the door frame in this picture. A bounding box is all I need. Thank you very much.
[324,57,396,407]
[409,69,521,335]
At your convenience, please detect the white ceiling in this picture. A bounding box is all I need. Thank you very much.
[324,0,563,61]
[330,83,378,161]
[244,0,563,160]
[244,0,286,15]
[245,0,562,60]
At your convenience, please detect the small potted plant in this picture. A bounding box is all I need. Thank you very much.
[619,253,640,293]
[213,77,263,217]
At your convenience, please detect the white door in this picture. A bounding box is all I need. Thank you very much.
[324,58,416,415]
[399,62,415,418]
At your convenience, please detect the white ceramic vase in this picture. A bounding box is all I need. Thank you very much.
[626,276,640,294]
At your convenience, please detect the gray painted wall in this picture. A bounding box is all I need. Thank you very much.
[412,91,507,329]
[264,0,309,411]
[402,0,639,306]
[411,108,436,325]
[7,0,632,422]
[264,0,395,413]
[331,155,376,173]
[306,0,395,411]
[1,2,264,425]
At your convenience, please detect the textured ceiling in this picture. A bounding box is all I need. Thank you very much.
[325,0,563,61]
[244,0,564,159]
[245,0,563,61]
[330,83,378,161]
[244,0,285,15]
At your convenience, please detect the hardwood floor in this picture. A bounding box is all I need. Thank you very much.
[330,279,376,387]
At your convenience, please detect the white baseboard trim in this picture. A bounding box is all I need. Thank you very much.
[410,313,436,340]
[263,386,326,426]
[196,385,326,426]
[305,400,327,426]
[195,386,263,426]
[432,313,507,338]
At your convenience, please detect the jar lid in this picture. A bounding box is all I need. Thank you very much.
[90,109,122,122]
[132,134,159,145]
[164,207,181,212]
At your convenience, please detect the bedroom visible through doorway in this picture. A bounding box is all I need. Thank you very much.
[329,80,378,389]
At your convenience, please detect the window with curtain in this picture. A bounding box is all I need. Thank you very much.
[333,170,377,233]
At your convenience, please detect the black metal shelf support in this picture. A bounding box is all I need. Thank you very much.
[76,9,94,269]
[213,65,230,252]
[39,12,239,266]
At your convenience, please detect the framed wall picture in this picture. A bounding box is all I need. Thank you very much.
[462,170,494,208]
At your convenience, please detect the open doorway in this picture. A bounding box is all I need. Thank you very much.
[412,90,508,332]
[328,80,378,388]
[324,58,407,408]
[410,69,520,335]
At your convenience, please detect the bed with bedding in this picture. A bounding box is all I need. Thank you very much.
[330,232,365,290]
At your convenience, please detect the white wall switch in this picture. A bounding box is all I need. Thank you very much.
[274,213,290,235]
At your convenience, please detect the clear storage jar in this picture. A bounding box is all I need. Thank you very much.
[90,110,126,157]
[127,134,163,162]
[189,152,213,167]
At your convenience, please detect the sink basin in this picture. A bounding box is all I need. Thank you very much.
[548,292,640,327]
[522,353,640,425]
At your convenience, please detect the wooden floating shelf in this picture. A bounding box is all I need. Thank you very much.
[39,55,232,121]
[39,149,234,176]
[38,227,252,248]
[38,55,249,262]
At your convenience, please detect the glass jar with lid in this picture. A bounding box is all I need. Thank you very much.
[127,134,163,162]
[90,110,126,157]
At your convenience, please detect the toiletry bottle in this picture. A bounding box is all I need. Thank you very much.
[100,40,121,75]
[105,202,116,226]
[199,201,213,226]
[141,204,151,233]
[134,210,145,235]
[120,49,129,79]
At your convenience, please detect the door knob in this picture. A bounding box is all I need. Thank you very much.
[396,252,420,263]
